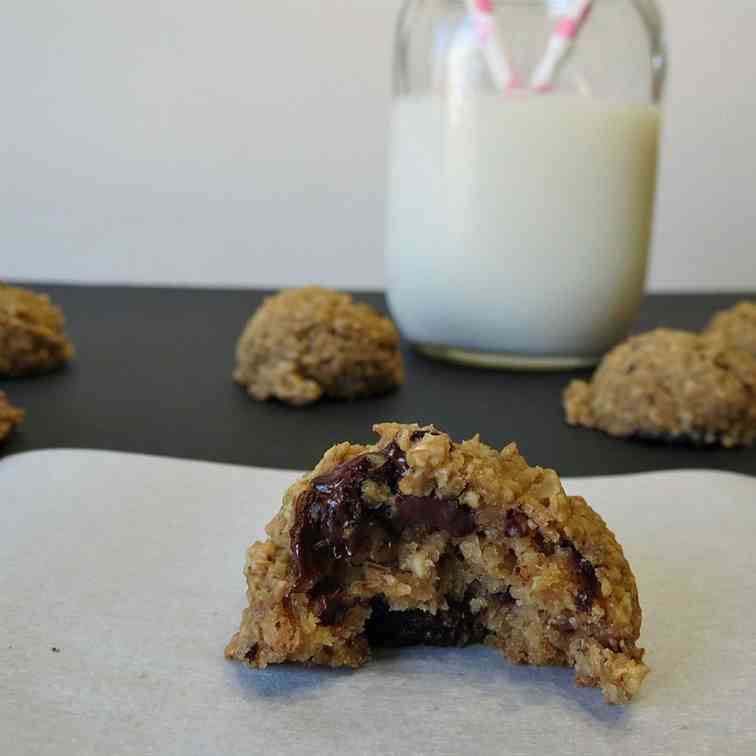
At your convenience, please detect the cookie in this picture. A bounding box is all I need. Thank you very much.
[233,287,404,406]
[226,422,648,704]
[564,329,756,447]
[0,284,75,376]
[704,301,756,357]
[0,391,24,442]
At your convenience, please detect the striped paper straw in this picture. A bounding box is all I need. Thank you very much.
[529,0,594,91]
[463,0,519,91]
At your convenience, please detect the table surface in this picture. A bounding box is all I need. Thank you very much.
[2,283,755,478]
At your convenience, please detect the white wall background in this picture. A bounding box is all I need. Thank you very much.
[1,1,754,291]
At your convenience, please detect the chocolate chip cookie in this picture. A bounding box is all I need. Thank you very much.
[704,301,756,357]
[0,284,75,376]
[226,422,648,704]
[0,391,24,442]
[564,329,756,447]
[233,287,404,406]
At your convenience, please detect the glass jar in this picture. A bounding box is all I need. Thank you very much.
[385,0,666,369]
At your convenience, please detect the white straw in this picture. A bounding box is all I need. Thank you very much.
[463,0,519,91]
[529,0,594,91]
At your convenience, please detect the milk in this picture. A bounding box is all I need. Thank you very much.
[385,94,660,362]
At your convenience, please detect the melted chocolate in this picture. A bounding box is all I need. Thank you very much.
[310,577,351,625]
[311,453,373,491]
[365,595,486,648]
[290,454,377,589]
[395,495,475,538]
[290,444,477,591]
[376,441,409,494]
[290,440,603,643]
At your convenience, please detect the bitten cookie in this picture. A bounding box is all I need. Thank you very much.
[0,284,75,376]
[564,329,756,447]
[233,287,404,406]
[0,391,24,442]
[226,422,648,704]
[704,301,756,357]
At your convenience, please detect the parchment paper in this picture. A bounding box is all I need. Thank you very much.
[2,449,755,755]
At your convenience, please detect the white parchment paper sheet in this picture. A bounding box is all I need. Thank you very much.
[2,449,755,755]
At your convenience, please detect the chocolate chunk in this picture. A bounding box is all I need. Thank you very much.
[494,586,515,605]
[290,443,479,601]
[571,548,600,613]
[551,615,577,633]
[311,577,351,626]
[311,453,373,492]
[317,597,349,626]
[394,495,475,538]
[532,530,555,555]
[365,595,486,648]
[376,441,409,493]
[576,554,597,579]
[244,644,258,662]
[291,445,479,588]
[554,539,600,612]
[290,454,377,588]
[575,590,594,613]
[504,510,530,538]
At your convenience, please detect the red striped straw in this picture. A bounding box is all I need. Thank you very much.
[529,0,594,91]
[463,0,520,91]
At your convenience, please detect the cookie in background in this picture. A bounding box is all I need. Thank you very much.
[233,287,404,406]
[564,329,756,447]
[704,301,756,357]
[0,283,75,376]
[0,391,24,442]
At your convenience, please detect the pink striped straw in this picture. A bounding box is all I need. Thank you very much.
[529,0,594,91]
[463,0,520,91]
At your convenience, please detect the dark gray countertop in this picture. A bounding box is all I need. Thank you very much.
[2,283,755,477]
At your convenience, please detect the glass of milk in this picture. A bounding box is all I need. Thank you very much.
[385,0,666,368]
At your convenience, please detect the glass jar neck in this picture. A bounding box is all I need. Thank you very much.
[396,0,665,103]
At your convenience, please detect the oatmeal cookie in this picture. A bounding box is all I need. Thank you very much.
[0,284,75,376]
[233,287,404,406]
[226,423,648,704]
[704,301,756,357]
[0,391,24,442]
[564,329,756,447]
